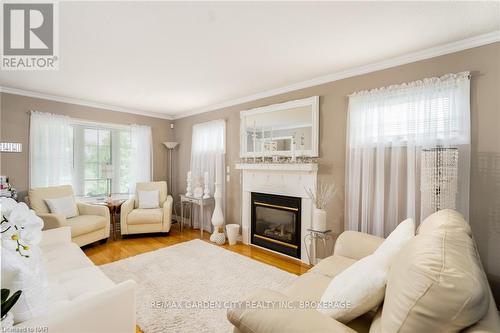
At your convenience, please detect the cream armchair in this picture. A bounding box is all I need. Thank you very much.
[28,185,110,247]
[120,181,173,235]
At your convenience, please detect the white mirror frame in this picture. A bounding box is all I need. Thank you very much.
[240,96,319,158]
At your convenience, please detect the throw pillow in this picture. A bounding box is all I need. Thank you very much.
[138,190,160,209]
[318,218,415,323]
[44,196,78,218]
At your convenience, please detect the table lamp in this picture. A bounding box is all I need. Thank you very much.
[102,164,114,200]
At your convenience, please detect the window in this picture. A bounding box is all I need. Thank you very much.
[348,78,469,148]
[190,119,226,231]
[83,128,111,196]
[73,124,134,197]
[346,72,471,237]
[29,112,152,195]
[117,130,132,194]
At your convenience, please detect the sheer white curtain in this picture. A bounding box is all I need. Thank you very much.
[346,72,470,237]
[190,119,226,232]
[30,111,73,188]
[130,125,152,193]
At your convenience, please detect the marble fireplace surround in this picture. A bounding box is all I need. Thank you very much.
[235,163,318,263]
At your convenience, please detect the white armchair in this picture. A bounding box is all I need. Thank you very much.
[120,181,173,235]
[28,185,110,247]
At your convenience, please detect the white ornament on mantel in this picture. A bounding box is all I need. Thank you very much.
[291,140,296,162]
[210,180,225,244]
[203,171,210,199]
[235,163,318,172]
[186,170,193,197]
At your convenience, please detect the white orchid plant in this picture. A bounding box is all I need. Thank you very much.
[1,198,44,258]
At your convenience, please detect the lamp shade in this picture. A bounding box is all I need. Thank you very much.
[163,142,179,149]
[102,164,114,179]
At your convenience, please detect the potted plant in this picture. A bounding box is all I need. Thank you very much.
[306,182,337,231]
[1,289,22,328]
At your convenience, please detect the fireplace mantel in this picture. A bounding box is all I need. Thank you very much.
[235,163,318,172]
[237,162,318,263]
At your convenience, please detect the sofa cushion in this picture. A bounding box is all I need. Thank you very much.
[310,255,357,278]
[227,288,357,333]
[42,242,94,275]
[333,231,384,261]
[368,308,382,333]
[348,309,380,333]
[381,223,489,332]
[417,208,471,236]
[48,266,115,311]
[67,215,107,237]
[283,272,331,301]
[127,208,163,225]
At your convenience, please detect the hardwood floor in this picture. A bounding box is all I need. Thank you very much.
[83,225,311,333]
[83,226,311,275]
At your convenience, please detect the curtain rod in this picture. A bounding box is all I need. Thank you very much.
[348,71,471,97]
[27,110,144,130]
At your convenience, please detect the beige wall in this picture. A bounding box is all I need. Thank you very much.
[0,93,174,198]
[173,42,500,303]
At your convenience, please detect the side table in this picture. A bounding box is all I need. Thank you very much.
[304,229,335,265]
[180,195,213,238]
[92,199,126,241]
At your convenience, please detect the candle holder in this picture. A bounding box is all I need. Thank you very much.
[186,171,193,197]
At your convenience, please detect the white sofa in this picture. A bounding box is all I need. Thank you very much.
[228,209,500,333]
[14,227,136,333]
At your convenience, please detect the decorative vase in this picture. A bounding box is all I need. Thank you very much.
[210,180,224,244]
[211,183,224,226]
[226,224,240,245]
[312,208,327,231]
[210,226,226,245]
[1,312,14,329]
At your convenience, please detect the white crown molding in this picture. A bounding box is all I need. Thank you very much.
[0,86,174,120]
[173,30,500,120]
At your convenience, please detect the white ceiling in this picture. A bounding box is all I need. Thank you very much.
[1,1,499,119]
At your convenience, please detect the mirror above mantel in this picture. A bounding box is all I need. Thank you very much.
[240,96,319,158]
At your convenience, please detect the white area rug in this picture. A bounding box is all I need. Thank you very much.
[100,239,297,333]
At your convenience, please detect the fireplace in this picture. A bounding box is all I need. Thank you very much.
[251,192,301,258]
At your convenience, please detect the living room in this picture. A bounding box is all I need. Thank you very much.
[1,1,499,333]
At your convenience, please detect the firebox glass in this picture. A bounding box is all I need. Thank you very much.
[255,206,296,244]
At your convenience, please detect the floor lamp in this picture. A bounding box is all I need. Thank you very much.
[163,142,179,223]
[421,146,459,218]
